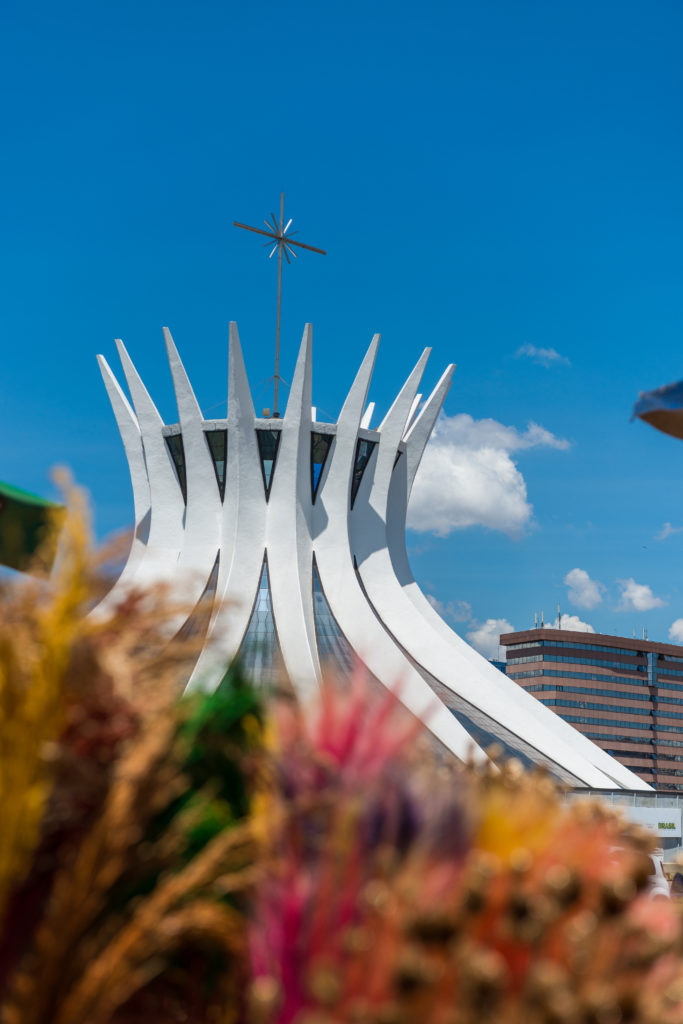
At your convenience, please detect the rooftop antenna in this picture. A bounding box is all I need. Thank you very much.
[557,603,562,630]
[541,610,544,628]
[534,611,538,628]
[234,193,326,417]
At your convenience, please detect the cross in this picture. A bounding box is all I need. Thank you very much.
[234,192,326,417]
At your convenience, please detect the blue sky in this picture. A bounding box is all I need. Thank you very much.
[1,0,682,654]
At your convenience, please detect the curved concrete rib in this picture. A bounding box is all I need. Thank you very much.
[95,355,151,611]
[163,328,221,632]
[403,365,455,495]
[391,413,642,787]
[383,373,643,788]
[314,336,486,762]
[404,393,422,436]
[267,324,320,699]
[315,551,487,762]
[354,347,430,519]
[315,334,379,526]
[114,339,185,587]
[359,546,621,784]
[187,323,266,689]
[360,401,375,429]
[352,356,620,786]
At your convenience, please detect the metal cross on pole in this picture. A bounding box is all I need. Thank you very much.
[234,192,326,417]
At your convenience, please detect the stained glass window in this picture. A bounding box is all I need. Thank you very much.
[176,554,219,641]
[256,429,281,499]
[310,432,333,502]
[165,434,187,503]
[205,429,227,501]
[350,438,377,508]
[312,560,354,673]
[239,559,280,685]
[418,667,584,785]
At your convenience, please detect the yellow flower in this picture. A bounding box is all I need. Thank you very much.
[0,474,91,914]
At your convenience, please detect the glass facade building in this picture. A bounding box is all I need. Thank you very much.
[501,628,683,790]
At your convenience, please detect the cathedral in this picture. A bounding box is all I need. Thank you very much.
[96,323,649,791]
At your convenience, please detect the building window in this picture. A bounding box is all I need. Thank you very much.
[557,712,660,731]
[511,667,683,695]
[524,682,655,702]
[350,438,377,508]
[542,696,683,721]
[256,429,281,500]
[506,640,646,658]
[507,653,646,673]
[659,668,683,679]
[165,434,187,504]
[310,432,333,503]
[583,732,656,745]
[205,429,227,501]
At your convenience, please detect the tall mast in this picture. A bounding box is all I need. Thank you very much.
[234,194,326,416]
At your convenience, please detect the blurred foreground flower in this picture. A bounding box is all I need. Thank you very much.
[0,480,262,1023]
[250,688,683,1024]
[0,481,682,1023]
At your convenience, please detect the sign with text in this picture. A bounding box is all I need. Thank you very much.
[622,806,682,839]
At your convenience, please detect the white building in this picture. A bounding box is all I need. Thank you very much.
[97,323,649,791]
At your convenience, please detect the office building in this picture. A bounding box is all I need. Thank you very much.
[500,628,683,789]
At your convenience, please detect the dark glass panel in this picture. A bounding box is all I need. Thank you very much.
[205,429,228,501]
[310,432,333,502]
[312,559,354,673]
[351,565,582,784]
[508,653,646,673]
[239,558,280,686]
[256,429,281,499]
[418,675,584,785]
[165,434,187,503]
[350,438,377,508]
[506,640,646,657]
[385,633,584,784]
[176,553,219,642]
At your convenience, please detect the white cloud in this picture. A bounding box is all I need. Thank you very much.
[466,618,514,659]
[515,343,570,368]
[425,594,473,623]
[617,578,666,612]
[669,620,683,644]
[547,614,595,633]
[564,568,604,609]
[656,523,683,541]
[408,414,570,538]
